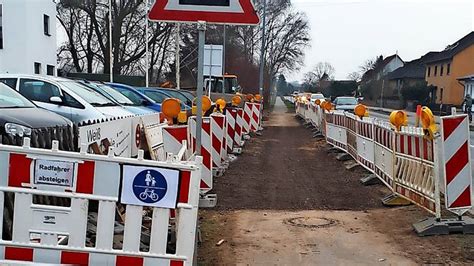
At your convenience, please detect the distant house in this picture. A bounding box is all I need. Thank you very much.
[425,31,474,105]
[458,75,474,99]
[387,52,438,100]
[361,54,404,83]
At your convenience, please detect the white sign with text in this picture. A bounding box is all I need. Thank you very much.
[34,159,75,188]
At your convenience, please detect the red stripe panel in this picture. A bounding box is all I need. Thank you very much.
[449,186,471,208]
[61,251,89,266]
[400,135,405,154]
[5,246,33,261]
[415,137,420,158]
[203,121,211,135]
[170,260,184,266]
[445,141,469,184]
[407,136,412,156]
[423,139,429,160]
[167,127,187,143]
[76,161,95,194]
[243,112,250,123]
[200,180,210,189]
[252,112,259,124]
[212,135,222,155]
[214,116,224,128]
[8,154,32,188]
[443,116,466,141]
[178,171,191,204]
[116,255,143,266]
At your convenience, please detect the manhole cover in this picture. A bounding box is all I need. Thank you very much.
[284,217,338,229]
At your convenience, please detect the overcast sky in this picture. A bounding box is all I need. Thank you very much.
[287,0,474,82]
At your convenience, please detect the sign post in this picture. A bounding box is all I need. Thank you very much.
[148,0,260,157]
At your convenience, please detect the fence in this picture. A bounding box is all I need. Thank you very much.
[295,102,448,218]
[0,138,202,265]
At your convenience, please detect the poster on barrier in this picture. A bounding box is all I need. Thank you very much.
[78,118,132,158]
[120,165,179,208]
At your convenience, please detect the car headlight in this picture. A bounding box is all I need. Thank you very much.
[5,123,32,137]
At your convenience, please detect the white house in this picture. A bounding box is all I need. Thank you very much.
[0,0,57,76]
[376,54,404,80]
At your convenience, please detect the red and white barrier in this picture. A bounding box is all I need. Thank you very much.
[325,111,348,151]
[210,113,226,170]
[225,110,235,153]
[243,102,262,133]
[441,114,473,215]
[235,108,246,145]
[0,139,202,265]
[373,120,394,187]
[228,108,244,152]
[163,125,189,161]
[188,117,213,193]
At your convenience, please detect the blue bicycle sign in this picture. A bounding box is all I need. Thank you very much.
[132,170,168,204]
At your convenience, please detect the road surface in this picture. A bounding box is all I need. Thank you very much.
[197,98,474,264]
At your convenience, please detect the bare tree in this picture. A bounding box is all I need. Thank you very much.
[57,0,174,82]
[347,71,361,82]
[310,62,335,81]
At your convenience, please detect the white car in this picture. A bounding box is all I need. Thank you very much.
[0,74,134,123]
[311,93,325,103]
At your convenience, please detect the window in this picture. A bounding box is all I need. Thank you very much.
[427,67,431,77]
[440,65,444,76]
[434,65,438,76]
[34,62,41,74]
[47,65,55,76]
[447,63,451,75]
[62,91,84,109]
[19,79,61,103]
[0,4,3,49]
[0,78,17,89]
[43,15,50,36]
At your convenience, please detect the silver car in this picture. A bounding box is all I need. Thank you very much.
[0,74,134,123]
[334,96,359,112]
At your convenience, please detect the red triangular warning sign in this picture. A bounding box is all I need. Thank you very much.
[149,0,260,25]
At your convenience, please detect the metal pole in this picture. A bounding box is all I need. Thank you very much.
[196,21,206,156]
[222,25,226,94]
[109,0,113,82]
[176,23,181,89]
[258,0,267,97]
[145,0,149,87]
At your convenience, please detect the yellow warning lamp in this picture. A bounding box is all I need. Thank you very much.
[192,96,212,115]
[255,94,263,102]
[322,101,333,112]
[162,98,182,119]
[354,104,367,119]
[389,110,408,131]
[215,98,227,112]
[315,99,321,106]
[420,106,437,139]
[246,94,254,102]
[231,95,242,106]
[177,111,188,124]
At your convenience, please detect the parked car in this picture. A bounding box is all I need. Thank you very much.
[0,74,133,123]
[107,83,162,112]
[0,83,72,140]
[157,88,194,107]
[311,93,326,103]
[334,96,359,112]
[78,81,155,115]
[136,87,191,111]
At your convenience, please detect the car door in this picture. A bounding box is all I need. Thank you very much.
[18,78,73,120]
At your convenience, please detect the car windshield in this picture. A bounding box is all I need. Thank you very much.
[161,89,190,105]
[0,83,36,108]
[96,84,135,105]
[311,94,325,100]
[60,81,117,107]
[336,98,358,105]
[142,90,168,103]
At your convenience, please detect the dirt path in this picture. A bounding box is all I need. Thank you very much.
[198,98,474,265]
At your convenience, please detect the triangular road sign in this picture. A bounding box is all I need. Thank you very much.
[149,0,260,25]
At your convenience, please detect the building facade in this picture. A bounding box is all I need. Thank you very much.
[425,32,474,105]
[0,0,57,76]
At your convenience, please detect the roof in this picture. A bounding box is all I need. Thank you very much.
[425,31,474,64]
[375,54,404,73]
[387,52,439,80]
[457,75,474,82]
